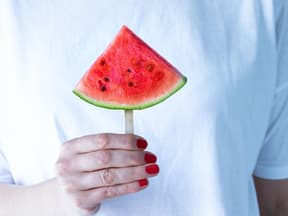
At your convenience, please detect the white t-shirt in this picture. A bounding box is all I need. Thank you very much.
[0,0,288,215]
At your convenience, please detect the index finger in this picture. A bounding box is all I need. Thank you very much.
[63,133,148,154]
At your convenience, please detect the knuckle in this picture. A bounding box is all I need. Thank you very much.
[103,186,117,198]
[96,134,109,148]
[96,151,111,165]
[101,168,115,185]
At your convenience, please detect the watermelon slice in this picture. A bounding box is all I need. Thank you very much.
[73,25,187,110]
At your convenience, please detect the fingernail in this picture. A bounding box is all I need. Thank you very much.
[137,139,148,149]
[138,179,148,187]
[144,153,157,163]
[145,164,160,174]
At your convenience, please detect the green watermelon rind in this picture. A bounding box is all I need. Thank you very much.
[73,76,187,110]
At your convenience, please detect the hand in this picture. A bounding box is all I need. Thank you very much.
[56,134,159,214]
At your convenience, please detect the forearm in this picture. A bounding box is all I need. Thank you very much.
[259,204,288,216]
[272,203,288,216]
[0,178,79,216]
[258,200,288,216]
[254,176,288,216]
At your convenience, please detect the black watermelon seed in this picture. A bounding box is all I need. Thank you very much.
[100,85,107,91]
[127,68,132,73]
[98,80,103,85]
[128,81,134,87]
[104,77,110,82]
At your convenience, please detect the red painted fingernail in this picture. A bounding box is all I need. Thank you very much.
[145,164,159,174]
[138,179,148,187]
[144,153,157,163]
[137,139,148,149]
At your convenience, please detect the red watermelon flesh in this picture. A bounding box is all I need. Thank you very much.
[74,25,187,110]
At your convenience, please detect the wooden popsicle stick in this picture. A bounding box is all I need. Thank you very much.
[124,110,134,134]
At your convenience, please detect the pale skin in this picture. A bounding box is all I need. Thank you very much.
[0,133,159,216]
[0,133,287,215]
